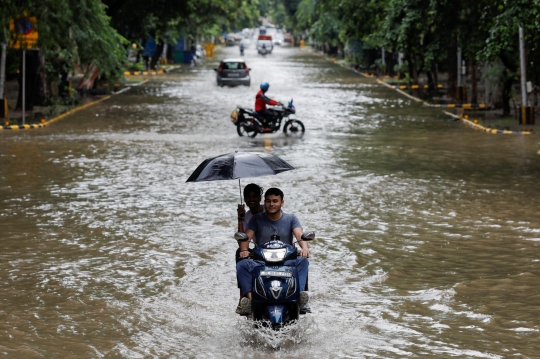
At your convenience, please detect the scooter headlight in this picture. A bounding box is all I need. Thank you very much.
[261,248,287,262]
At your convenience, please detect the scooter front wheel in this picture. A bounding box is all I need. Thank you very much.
[237,122,258,138]
[283,119,305,138]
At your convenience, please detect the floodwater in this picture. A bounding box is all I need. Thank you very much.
[2,41,540,358]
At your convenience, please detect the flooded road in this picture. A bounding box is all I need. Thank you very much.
[2,42,540,358]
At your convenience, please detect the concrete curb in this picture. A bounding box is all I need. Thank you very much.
[354,68,488,109]
[123,65,181,76]
[351,67,522,135]
[1,79,149,131]
[443,111,532,135]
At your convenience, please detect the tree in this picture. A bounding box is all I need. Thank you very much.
[2,0,126,109]
[479,0,540,114]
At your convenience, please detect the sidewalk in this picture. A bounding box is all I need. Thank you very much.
[1,64,182,129]
[325,54,537,135]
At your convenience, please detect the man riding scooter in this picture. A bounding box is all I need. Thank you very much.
[255,82,282,130]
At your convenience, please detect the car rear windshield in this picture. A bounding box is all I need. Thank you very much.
[222,62,246,70]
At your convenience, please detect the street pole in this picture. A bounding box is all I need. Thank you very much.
[0,42,6,100]
[381,46,385,74]
[22,49,25,125]
[519,26,527,106]
[457,46,462,87]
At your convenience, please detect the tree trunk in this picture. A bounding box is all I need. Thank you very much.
[447,41,458,102]
[501,68,513,116]
[432,64,439,94]
[37,49,48,105]
[16,50,40,111]
[470,58,478,103]
[166,44,173,64]
[149,39,164,70]
[499,54,518,116]
[411,56,419,84]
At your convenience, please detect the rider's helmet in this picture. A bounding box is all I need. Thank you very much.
[260,82,269,92]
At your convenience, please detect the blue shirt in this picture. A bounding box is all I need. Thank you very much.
[247,212,302,247]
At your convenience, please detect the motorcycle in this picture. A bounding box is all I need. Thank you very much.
[230,99,305,138]
[234,231,315,330]
[258,47,268,56]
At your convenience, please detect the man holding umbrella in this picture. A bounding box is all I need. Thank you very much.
[237,187,310,314]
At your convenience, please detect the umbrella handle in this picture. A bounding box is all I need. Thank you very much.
[238,178,242,205]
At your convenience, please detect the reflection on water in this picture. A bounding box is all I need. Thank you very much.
[1,43,540,358]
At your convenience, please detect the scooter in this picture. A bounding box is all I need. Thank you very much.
[234,231,315,330]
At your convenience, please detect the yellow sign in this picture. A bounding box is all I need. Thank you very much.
[9,17,39,49]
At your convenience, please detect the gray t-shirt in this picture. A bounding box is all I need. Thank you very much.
[242,207,265,232]
[247,212,302,247]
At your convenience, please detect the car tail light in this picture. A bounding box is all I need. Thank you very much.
[218,63,224,72]
[243,63,249,74]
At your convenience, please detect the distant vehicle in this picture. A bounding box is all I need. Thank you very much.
[214,59,251,87]
[195,44,206,59]
[283,33,293,45]
[257,35,273,54]
[226,38,235,46]
[259,26,266,35]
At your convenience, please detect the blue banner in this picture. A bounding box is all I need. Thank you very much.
[173,37,185,51]
[142,38,156,56]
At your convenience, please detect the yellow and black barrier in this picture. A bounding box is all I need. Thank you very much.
[1,123,46,130]
[519,106,535,125]
[424,103,487,109]
[124,69,164,76]
[397,84,443,90]
[123,65,180,77]
[443,111,532,135]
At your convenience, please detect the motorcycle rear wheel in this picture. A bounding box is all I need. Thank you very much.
[237,122,258,138]
[283,119,305,138]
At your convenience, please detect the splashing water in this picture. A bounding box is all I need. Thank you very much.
[236,317,318,351]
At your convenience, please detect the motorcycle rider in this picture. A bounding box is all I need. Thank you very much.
[255,82,282,129]
[237,187,310,314]
[239,43,245,56]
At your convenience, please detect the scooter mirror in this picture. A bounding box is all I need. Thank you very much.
[234,232,250,242]
[301,231,315,241]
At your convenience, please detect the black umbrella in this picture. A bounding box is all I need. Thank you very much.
[186,151,295,203]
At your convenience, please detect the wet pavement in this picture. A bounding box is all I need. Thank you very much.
[1,41,540,358]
